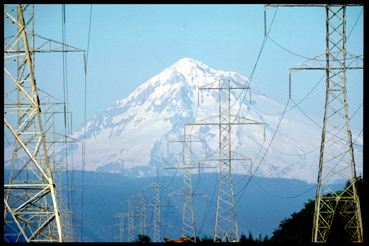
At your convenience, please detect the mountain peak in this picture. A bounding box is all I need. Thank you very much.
[41,56,362,184]
[166,57,213,76]
[172,57,205,67]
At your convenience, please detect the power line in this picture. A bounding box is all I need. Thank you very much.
[346,7,363,42]
[61,5,73,240]
[290,98,322,129]
[235,98,291,205]
[81,4,93,242]
[266,7,363,61]
[267,36,314,60]
[268,35,363,62]
[270,143,320,157]
[247,126,362,202]
[254,179,317,199]
[234,6,279,113]
[198,173,218,236]
[251,72,325,116]
[250,97,362,159]
[244,125,362,201]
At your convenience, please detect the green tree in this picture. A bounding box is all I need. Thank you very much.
[239,232,247,242]
[135,234,151,243]
[199,235,213,243]
[269,199,315,243]
[239,231,269,243]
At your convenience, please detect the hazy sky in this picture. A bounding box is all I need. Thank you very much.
[4,4,363,135]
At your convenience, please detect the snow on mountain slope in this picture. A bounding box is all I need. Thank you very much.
[5,57,361,183]
[67,58,363,182]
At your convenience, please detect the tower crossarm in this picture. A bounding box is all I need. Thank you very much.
[265,4,363,9]
[289,52,363,73]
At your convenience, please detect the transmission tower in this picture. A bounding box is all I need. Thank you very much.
[4,4,84,242]
[112,212,127,242]
[164,130,209,242]
[133,192,147,236]
[266,4,363,242]
[143,182,172,242]
[191,79,264,242]
[119,192,148,241]
[120,198,137,242]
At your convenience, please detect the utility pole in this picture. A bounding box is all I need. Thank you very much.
[4,4,85,242]
[266,4,363,242]
[191,79,264,242]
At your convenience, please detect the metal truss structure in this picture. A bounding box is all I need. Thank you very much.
[121,198,136,242]
[4,4,84,242]
[192,79,264,242]
[143,182,172,242]
[55,134,84,242]
[112,212,127,242]
[267,4,363,243]
[113,184,173,242]
[164,131,209,242]
[118,193,147,242]
[133,192,147,237]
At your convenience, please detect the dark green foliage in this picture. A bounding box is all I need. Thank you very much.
[199,235,213,243]
[269,199,315,243]
[269,175,363,243]
[239,231,253,243]
[239,231,269,243]
[239,232,248,242]
[135,234,151,243]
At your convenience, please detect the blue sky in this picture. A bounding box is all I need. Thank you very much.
[4,4,363,135]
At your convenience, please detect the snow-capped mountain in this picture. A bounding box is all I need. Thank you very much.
[6,57,361,183]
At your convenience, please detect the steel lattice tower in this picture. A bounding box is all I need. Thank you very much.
[119,192,147,241]
[112,212,127,242]
[266,4,363,243]
[4,4,84,242]
[134,192,147,237]
[165,131,208,242]
[193,79,264,242]
[181,129,196,242]
[311,5,363,242]
[143,182,171,242]
[144,183,161,242]
[4,4,63,242]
